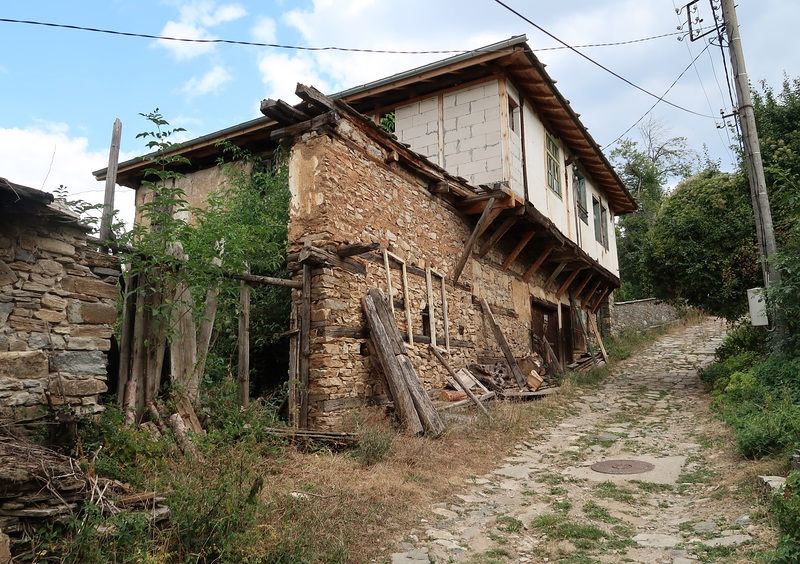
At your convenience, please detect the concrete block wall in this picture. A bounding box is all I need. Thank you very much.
[443,81,503,186]
[396,97,440,164]
[0,210,119,418]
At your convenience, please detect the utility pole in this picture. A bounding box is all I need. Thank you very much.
[719,0,784,336]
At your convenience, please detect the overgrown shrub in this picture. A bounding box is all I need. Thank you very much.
[770,470,800,563]
[699,350,760,390]
[728,393,800,458]
[715,321,768,362]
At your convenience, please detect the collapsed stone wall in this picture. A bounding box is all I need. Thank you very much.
[606,297,678,335]
[286,115,567,429]
[0,207,120,418]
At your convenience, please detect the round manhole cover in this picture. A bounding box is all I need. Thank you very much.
[591,459,655,475]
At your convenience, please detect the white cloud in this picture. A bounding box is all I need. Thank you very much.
[257,53,330,103]
[0,123,137,228]
[156,1,247,60]
[251,16,277,43]
[182,65,233,97]
[157,21,216,61]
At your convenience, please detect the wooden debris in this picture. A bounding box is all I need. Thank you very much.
[440,390,469,402]
[500,388,559,400]
[430,345,489,416]
[362,288,445,436]
[479,298,527,388]
[438,391,496,411]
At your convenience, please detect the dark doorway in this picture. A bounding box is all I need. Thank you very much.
[531,299,559,367]
[560,303,574,365]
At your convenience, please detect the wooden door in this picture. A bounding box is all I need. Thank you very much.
[561,303,574,365]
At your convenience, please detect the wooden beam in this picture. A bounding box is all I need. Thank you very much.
[543,260,569,291]
[227,271,302,289]
[522,244,555,283]
[555,266,585,300]
[260,98,311,124]
[453,197,498,283]
[99,118,121,250]
[426,267,437,348]
[501,229,536,271]
[581,279,603,309]
[478,213,521,258]
[479,298,527,389]
[430,181,450,194]
[337,241,382,257]
[299,244,367,276]
[573,272,593,299]
[590,287,611,315]
[569,291,597,366]
[295,83,336,112]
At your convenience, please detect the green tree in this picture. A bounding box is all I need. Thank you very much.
[644,169,761,320]
[610,118,694,300]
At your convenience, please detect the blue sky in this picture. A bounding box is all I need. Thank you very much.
[1,0,797,227]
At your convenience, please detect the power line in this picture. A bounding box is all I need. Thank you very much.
[604,42,713,150]
[491,0,716,119]
[0,17,690,55]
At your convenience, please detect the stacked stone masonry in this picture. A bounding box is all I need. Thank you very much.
[287,114,583,429]
[0,200,120,418]
[606,297,679,336]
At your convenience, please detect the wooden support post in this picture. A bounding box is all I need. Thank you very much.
[590,287,611,315]
[478,213,520,258]
[479,298,527,389]
[426,266,436,348]
[453,197,497,283]
[430,346,489,416]
[555,266,585,300]
[288,304,299,428]
[588,313,609,363]
[522,244,555,283]
[237,271,250,409]
[570,291,597,366]
[299,263,311,429]
[581,279,602,309]
[543,260,568,291]
[439,273,450,354]
[387,250,413,345]
[502,229,536,272]
[116,272,137,407]
[99,118,121,250]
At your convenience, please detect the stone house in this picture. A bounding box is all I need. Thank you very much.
[0,178,120,418]
[100,36,636,429]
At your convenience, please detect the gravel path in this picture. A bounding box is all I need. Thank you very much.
[389,317,776,563]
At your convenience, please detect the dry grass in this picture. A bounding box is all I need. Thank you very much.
[221,375,599,563]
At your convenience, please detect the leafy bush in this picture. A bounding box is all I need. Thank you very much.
[770,470,800,563]
[699,351,760,390]
[715,321,768,362]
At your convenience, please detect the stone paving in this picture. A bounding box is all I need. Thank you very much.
[388,317,772,563]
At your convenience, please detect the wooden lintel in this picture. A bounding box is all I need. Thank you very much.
[590,287,611,314]
[453,197,498,283]
[501,230,536,271]
[457,189,506,207]
[543,260,569,291]
[337,241,383,258]
[581,279,603,309]
[522,244,555,283]
[227,271,302,289]
[299,244,366,276]
[555,266,586,300]
[573,272,593,298]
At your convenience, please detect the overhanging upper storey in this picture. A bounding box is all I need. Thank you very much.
[334,35,636,216]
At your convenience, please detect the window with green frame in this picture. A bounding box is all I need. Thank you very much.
[575,171,588,223]
[546,133,561,196]
[600,204,609,249]
[593,196,602,244]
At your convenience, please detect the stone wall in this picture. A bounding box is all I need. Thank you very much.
[0,202,120,418]
[606,297,678,335]
[286,113,576,429]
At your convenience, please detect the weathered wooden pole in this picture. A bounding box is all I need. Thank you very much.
[237,267,251,409]
[99,119,121,250]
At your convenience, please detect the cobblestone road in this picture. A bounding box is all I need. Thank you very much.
[389,317,775,563]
